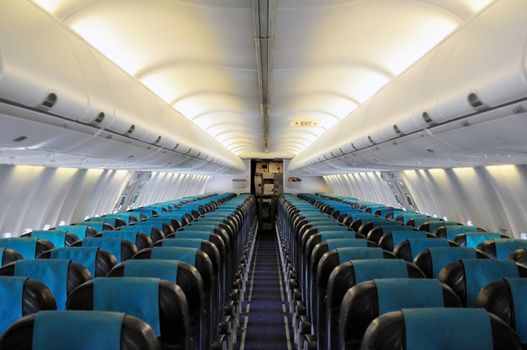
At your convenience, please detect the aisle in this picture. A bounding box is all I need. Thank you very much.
[240,231,292,350]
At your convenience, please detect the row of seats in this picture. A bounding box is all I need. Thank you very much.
[276,192,527,350]
[0,192,258,350]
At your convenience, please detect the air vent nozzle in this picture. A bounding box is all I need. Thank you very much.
[368,136,376,144]
[422,112,434,124]
[127,125,135,134]
[468,92,488,111]
[93,112,105,124]
[393,124,403,135]
[154,136,161,144]
[41,93,57,109]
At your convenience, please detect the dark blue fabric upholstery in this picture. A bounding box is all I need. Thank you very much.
[429,247,477,278]
[403,308,492,350]
[150,247,198,266]
[336,247,384,262]
[82,238,122,261]
[123,260,179,282]
[0,276,27,333]
[376,279,444,314]
[505,278,527,343]
[14,260,70,310]
[159,239,202,249]
[50,247,98,277]
[56,226,88,239]
[326,239,367,250]
[30,231,67,248]
[32,311,124,350]
[389,231,428,247]
[465,233,502,248]
[353,259,408,283]
[93,277,161,335]
[494,239,527,260]
[406,238,449,259]
[0,238,37,259]
[463,260,519,306]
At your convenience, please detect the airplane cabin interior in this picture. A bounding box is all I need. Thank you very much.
[0,0,527,349]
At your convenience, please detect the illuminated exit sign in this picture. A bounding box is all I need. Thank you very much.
[289,120,320,127]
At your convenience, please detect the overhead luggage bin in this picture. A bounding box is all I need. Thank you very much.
[0,1,88,121]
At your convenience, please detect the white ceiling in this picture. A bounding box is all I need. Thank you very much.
[32,0,492,159]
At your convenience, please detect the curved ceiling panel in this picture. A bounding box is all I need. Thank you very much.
[269,0,492,156]
[32,0,492,159]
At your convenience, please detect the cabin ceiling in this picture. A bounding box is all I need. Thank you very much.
[32,0,492,160]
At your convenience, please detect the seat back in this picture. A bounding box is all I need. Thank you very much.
[55,225,97,239]
[23,231,78,248]
[393,237,452,261]
[360,308,521,350]
[454,232,504,248]
[365,224,415,243]
[338,279,461,349]
[435,224,480,240]
[75,237,137,262]
[0,276,56,333]
[320,259,424,350]
[99,230,153,250]
[128,223,165,242]
[132,247,214,348]
[378,231,432,251]
[0,247,23,266]
[0,259,91,310]
[68,277,189,349]
[477,239,527,259]
[108,260,204,350]
[439,259,527,306]
[477,278,527,346]
[40,247,117,277]
[414,247,486,278]
[0,311,160,350]
[0,238,53,259]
